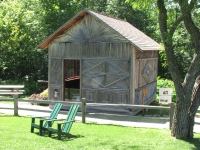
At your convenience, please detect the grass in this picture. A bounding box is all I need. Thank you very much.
[136,101,170,116]
[0,115,200,150]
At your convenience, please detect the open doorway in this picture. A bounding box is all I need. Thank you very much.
[64,59,80,101]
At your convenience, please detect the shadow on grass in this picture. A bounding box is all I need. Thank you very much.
[34,131,84,141]
[112,145,140,150]
[184,138,200,150]
[51,134,84,141]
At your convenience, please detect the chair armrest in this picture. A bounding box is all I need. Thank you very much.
[45,118,64,122]
[46,118,65,127]
[57,120,75,125]
[31,116,49,119]
[31,116,50,124]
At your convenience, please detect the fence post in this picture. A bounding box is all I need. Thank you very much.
[82,98,86,123]
[169,102,175,130]
[159,103,163,117]
[14,94,18,116]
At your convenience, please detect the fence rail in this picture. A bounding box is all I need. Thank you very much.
[0,96,177,129]
[1,85,200,130]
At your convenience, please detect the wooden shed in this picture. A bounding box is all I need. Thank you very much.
[38,8,160,106]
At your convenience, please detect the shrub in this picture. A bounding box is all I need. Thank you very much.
[156,76,176,102]
[23,79,40,96]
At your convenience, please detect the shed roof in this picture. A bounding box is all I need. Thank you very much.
[38,8,161,51]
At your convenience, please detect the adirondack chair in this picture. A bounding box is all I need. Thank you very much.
[31,103,63,136]
[47,104,79,140]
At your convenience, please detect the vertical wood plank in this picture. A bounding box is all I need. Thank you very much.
[14,95,18,116]
[82,98,86,123]
[169,102,175,130]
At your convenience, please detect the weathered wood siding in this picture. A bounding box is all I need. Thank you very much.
[48,13,158,105]
[135,50,158,59]
[82,59,130,103]
[134,49,158,104]
[135,58,158,88]
[48,14,133,103]
[54,14,128,43]
[50,42,131,59]
[135,81,157,105]
[48,57,63,101]
[49,13,131,59]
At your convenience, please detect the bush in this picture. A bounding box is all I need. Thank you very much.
[156,76,176,102]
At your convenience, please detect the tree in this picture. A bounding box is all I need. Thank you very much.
[0,0,48,94]
[127,0,200,139]
[40,0,156,39]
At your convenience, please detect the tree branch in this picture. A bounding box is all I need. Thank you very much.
[169,16,183,38]
[179,0,200,52]
[178,0,200,91]
[188,0,197,11]
[157,0,168,42]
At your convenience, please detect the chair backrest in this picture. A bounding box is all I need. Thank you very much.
[62,104,79,133]
[44,103,63,128]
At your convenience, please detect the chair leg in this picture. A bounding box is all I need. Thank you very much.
[58,132,61,140]
[58,124,62,140]
[31,118,35,133]
[39,120,44,136]
[31,126,34,133]
[48,131,52,137]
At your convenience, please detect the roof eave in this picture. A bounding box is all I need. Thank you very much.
[38,9,88,49]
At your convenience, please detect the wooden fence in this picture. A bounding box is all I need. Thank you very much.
[0,85,183,130]
[0,96,176,129]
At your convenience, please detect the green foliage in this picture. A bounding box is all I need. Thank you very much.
[0,0,48,94]
[158,50,171,79]
[157,77,176,102]
[23,79,40,95]
[158,24,195,80]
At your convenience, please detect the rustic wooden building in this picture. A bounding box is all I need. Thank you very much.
[38,8,160,105]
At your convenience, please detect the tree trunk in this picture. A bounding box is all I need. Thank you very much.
[171,99,194,138]
[157,0,200,139]
[171,78,200,139]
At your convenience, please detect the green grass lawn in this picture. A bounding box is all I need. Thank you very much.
[0,115,200,150]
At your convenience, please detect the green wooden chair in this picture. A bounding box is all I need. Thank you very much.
[47,104,79,140]
[30,103,63,136]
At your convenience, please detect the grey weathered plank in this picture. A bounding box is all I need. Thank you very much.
[0,91,24,94]
[0,85,24,88]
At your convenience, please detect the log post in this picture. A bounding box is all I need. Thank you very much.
[159,103,163,117]
[169,102,175,129]
[14,94,18,116]
[82,98,86,123]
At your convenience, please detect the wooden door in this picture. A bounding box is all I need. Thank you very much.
[82,59,130,104]
[49,58,63,101]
